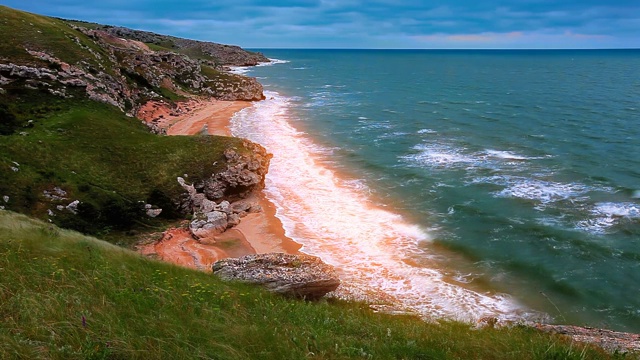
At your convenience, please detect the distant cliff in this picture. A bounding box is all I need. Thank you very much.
[92,25,269,67]
[0,6,265,123]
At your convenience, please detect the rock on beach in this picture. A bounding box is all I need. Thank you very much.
[212,253,340,300]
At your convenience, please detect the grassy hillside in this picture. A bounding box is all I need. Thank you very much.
[0,90,243,243]
[0,6,265,242]
[0,211,619,359]
[0,6,107,68]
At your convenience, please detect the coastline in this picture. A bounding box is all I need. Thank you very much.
[131,77,640,355]
[137,98,301,271]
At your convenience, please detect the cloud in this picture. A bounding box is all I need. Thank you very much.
[413,30,615,49]
[1,0,638,48]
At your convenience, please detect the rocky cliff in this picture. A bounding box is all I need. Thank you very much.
[95,26,269,67]
[0,6,269,236]
[178,140,272,238]
[0,8,265,121]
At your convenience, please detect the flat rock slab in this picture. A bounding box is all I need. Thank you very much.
[212,253,340,300]
[536,324,640,354]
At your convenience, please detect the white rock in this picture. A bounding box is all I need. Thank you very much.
[66,200,80,214]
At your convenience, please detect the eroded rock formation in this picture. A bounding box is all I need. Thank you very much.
[178,140,271,238]
[213,253,341,300]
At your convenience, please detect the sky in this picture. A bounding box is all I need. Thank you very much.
[2,1,639,49]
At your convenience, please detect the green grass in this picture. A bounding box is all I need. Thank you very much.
[0,6,107,69]
[144,42,174,52]
[0,211,623,359]
[0,90,245,242]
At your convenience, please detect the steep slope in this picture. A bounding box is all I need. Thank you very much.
[0,5,264,125]
[86,24,269,67]
[0,211,613,359]
[0,6,266,241]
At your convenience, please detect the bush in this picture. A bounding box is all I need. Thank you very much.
[0,103,21,135]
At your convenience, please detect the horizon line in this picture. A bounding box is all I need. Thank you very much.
[247,47,640,51]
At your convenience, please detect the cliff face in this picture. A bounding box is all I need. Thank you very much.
[97,26,269,67]
[0,6,269,236]
[0,7,265,120]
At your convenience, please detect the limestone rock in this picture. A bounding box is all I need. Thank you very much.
[536,324,640,354]
[180,141,271,213]
[212,253,341,300]
[190,211,228,238]
[66,200,80,214]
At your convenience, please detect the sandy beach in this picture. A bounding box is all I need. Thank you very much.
[137,99,301,271]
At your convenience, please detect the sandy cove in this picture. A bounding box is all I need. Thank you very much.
[137,99,301,271]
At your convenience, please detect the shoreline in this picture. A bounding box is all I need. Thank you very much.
[137,98,301,271]
[132,92,640,355]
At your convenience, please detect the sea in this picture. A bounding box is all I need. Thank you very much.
[229,49,640,332]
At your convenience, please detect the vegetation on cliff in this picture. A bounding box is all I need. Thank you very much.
[0,211,621,359]
[0,6,265,241]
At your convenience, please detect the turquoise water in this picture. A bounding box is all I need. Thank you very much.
[231,50,640,332]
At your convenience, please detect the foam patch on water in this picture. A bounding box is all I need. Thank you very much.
[485,149,534,160]
[417,128,437,134]
[231,90,530,322]
[576,202,640,234]
[472,175,592,209]
[402,142,546,172]
[403,143,476,168]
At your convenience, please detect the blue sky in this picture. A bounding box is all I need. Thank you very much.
[2,1,639,49]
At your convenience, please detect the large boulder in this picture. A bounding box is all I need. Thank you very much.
[212,253,340,300]
[190,210,228,238]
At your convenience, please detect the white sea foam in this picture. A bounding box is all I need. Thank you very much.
[472,175,592,209]
[576,202,640,234]
[227,66,251,75]
[259,58,290,66]
[228,58,290,75]
[485,149,531,160]
[403,143,476,168]
[417,129,437,134]
[231,90,529,322]
[403,141,548,172]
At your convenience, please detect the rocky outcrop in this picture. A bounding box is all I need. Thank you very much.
[96,26,270,66]
[184,140,272,205]
[213,253,341,300]
[0,24,264,120]
[178,141,271,238]
[536,324,640,354]
[212,75,264,101]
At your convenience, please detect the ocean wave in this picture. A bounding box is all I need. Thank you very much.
[417,128,437,134]
[228,58,290,75]
[472,175,592,208]
[485,149,548,161]
[576,202,640,234]
[227,66,250,75]
[260,58,290,66]
[231,90,531,323]
[402,141,547,172]
[402,143,476,168]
